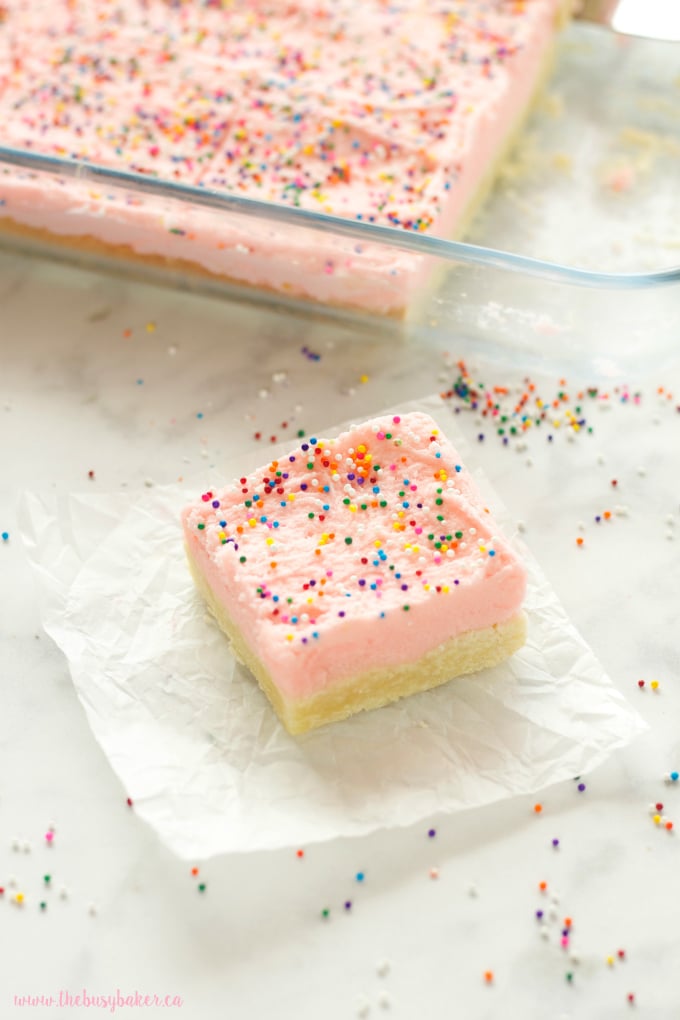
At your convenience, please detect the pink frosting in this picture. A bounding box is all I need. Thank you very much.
[0,0,565,313]
[182,412,526,699]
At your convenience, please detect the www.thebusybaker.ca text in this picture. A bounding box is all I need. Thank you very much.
[13,990,184,1011]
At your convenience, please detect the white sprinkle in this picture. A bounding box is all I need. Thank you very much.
[376,959,391,978]
[467,883,479,898]
[88,903,98,916]
[377,990,391,1010]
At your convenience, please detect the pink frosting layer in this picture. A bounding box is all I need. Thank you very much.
[0,0,565,312]
[182,412,527,699]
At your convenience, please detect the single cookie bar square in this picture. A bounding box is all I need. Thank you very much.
[181,412,526,734]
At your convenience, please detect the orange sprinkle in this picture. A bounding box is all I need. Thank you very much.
[576,537,584,546]
[539,881,548,892]
[534,803,543,814]
[483,971,494,984]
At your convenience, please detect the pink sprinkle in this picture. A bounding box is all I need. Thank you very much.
[376,432,385,440]
[45,832,54,843]
[560,936,569,948]
[392,416,401,424]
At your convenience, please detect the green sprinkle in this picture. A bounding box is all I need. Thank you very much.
[307,462,314,469]
[403,605,410,611]
[321,908,330,919]
[308,512,315,519]
[343,498,350,505]
[345,537,353,545]
[43,875,51,884]
[40,902,47,911]
[455,531,463,539]
[297,430,305,438]
[198,883,206,893]
[197,523,205,530]
[436,499,443,506]
[239,556,246,563]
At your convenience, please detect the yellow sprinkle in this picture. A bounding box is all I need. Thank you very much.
[248,518,257,528]
[145,321,156,333]
[423,584,430,591]
[359,374,369,384]
[357,444,367,454]
[349,505,357,513]
[653,814,662,825]
[286,634,294,642]
[218,531,226,540]
[651,680,660,690]
[288,494,295,501]
[374,540,382,548]
[606,956,615,966]
[15,893,24,904]
[442,585,449,593]
[266,537,274,546]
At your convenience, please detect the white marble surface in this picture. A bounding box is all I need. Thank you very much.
[1,248,680,1019]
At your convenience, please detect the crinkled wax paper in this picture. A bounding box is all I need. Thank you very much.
[20,397,646,858]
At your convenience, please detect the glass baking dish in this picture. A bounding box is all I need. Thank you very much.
[1,23,679,375]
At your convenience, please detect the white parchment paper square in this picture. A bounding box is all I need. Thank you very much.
[20,398,646,857]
